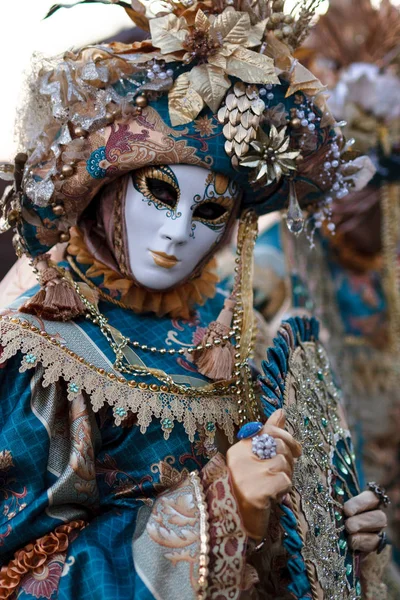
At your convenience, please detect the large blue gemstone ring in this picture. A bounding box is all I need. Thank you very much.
[237,421,264,440]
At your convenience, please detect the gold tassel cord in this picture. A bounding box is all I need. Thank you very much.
[232,210,262,424]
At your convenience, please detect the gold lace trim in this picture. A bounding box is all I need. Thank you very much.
[284,341,360,600]
[0,317,239,443]
[67,226,218,319]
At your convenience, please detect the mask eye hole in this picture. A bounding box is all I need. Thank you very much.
[146,177,178,209]
[193,202,228,222]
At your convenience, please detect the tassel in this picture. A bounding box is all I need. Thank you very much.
[20,256,86,322]
[193,298,236,381]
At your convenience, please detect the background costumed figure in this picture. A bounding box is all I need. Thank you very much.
[272,3,400,592]
[0,1,389,598]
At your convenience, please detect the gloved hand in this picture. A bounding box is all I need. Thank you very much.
[226,409,302,541]
[344,491,388,553]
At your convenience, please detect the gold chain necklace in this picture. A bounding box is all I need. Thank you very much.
[68,210,261,417]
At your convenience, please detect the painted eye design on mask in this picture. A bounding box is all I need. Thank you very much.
[132,166,181,219]
[193,201,229,224]
[191,172,237,233]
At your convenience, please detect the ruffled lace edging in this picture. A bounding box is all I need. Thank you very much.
[0,316,239,443]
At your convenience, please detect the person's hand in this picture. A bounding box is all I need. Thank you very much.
[344,491,388,553]
[227,409,302,541]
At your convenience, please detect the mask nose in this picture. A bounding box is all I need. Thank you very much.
[159,212,192,246]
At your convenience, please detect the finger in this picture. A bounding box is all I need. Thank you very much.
[267,409,286,429]
[344,491,381,517]
[260,471,293,502]
[262,424,302,458]
[345,510,387,535]
[275,438,294,470]
[263,453,293,479]
[348,533,380,553]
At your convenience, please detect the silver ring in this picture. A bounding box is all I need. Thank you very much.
[367,482,391,507]
[252,433,277,460]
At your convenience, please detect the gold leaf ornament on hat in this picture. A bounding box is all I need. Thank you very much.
[217,81,265,167]
[188,64,231,114]
[150,7,278,122]
[168,72,205,125]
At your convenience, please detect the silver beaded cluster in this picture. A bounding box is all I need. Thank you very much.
[145,59,174,82]
[259,83,275,102]
[252,433,277,460]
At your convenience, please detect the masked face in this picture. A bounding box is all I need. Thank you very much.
[125,164,239,291]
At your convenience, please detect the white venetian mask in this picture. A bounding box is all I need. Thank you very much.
[124,164,239,291]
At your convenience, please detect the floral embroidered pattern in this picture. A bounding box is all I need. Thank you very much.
[151,456,190,493]
[20,555,64,599]
[199,453,248,600]
[96,453,152,505]
[0,449,27,527]
[193,116,218,138]
[145,477,204,592]
[68,393,97,501]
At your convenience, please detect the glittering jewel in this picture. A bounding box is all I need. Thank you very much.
[343,453,352,465]
[335,484,345,496]
[237,421,263,440]
[68,382,79,394]
[162,418,173,430]
[286,179,304,235]
[115,406,127,418]
[285,341,361,598]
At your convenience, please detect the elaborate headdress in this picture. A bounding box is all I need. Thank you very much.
[0,0,371,329]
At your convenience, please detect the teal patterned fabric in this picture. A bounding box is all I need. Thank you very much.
[0,291,216,599]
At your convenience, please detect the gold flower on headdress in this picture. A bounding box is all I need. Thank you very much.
[240,125,301,186]
[150,8,278,124]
